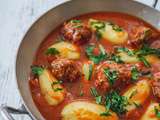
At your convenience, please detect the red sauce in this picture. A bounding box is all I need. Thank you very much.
[29,12,160,120]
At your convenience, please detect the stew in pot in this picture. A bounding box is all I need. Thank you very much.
[29,12,160,120]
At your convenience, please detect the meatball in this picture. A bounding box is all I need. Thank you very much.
[128,26,152,48]
[61,20,92,45]
[50,58,81,82]
[151,72,160,100]
[94,61,145,92]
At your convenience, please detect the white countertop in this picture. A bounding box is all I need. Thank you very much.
[0,0,160,120]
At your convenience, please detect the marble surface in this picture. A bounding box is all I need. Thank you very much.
[0,0,159,120]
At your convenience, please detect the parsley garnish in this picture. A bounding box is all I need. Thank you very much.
[52,80,63,85]
[90,87,102,104]
[110,54,124,63]
[108,22,123,32]
[117,47,134,56]
[53,88,63,92]
[129,90,137,99]
[45,48,59,55]
[70,20,82,23]
[104,91,128,115]
[138,55,151,67]
[154,105,160,118]
[86,44,107,64]
[103,68,118,86]
[131,66,139,81]
[31,66,44,76]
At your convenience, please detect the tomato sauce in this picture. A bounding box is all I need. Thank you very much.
[29,12,160,120]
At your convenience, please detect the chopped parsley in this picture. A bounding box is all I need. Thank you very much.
[138,55,151,67]
[131,66,139,81]
[117,47,135,56]
[133,102,142,108]
[85,44,107,64]
[104,91,128,115]
[137,44,160,57]
[90,87,102,104]
[108,22,123,32]
[70,19,82,23]
[52,80,63,85]
[53,88,63,92]
[129,90,137,99]
[154,105,160,118]
[45,48,59,55]
[103,68,118,86]
[79,91,84,96]
[110,54,124,63]
[31,66,44,76]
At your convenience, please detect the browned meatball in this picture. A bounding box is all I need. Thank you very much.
[61,20,92,45]
[151,72,160,101]
[50,58,81,82]
[128,26,152,48]
[94,61,145,92]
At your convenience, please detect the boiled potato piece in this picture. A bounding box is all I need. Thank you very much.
[49,41,80,59]
[123,80,150,111]
[61,101,118,120]
[141,103,160,120]
[145,55,160,64]
[39,69,65,106]
[118,52,138,63]
[89,19,128,44]
[118,51,160,64]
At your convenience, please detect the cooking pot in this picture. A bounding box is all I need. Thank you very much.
[0,0,160,119]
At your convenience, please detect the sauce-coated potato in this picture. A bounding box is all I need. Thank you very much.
[39,69,65,106]
[141,103,160,120]
[50,41,80,59]
[61,101,118,120]
[89,19,128,44]
[123,80,150,111]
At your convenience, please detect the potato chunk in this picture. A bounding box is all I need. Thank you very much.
[89,19,128,44]
[39,69,65,106]
[141,103,160,120]
[61,101,118,120]
[49,41,80,59]
[123,80,150,111]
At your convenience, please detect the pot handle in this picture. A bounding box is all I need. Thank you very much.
[0,104,34,120]
[153,0,158,8]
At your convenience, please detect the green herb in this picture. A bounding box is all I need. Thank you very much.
[138,56,151,67]
[117,47,134,56]
[31,66,44,76]
[90,87,99,97]
[70,19,82,23]
[131,66,139,81]
[90,87,102,104]
[89,64,93,80]
[129,90,137,99]
[79,91,84,96]
[110,54,124,63]
[90,20,105,29]
[53,88,63,92]
[154,106,160,118]
[133,102,142,108]
[85,44,107,64]
[45,48,59,55]
[96,96,102,104]
[90,19,105,40]
[137,44,160,57]
[100,111,111,116]
[103,68,118,86]
[108,22,123,32]
[52,80,63,85]
[104,91,128,115]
